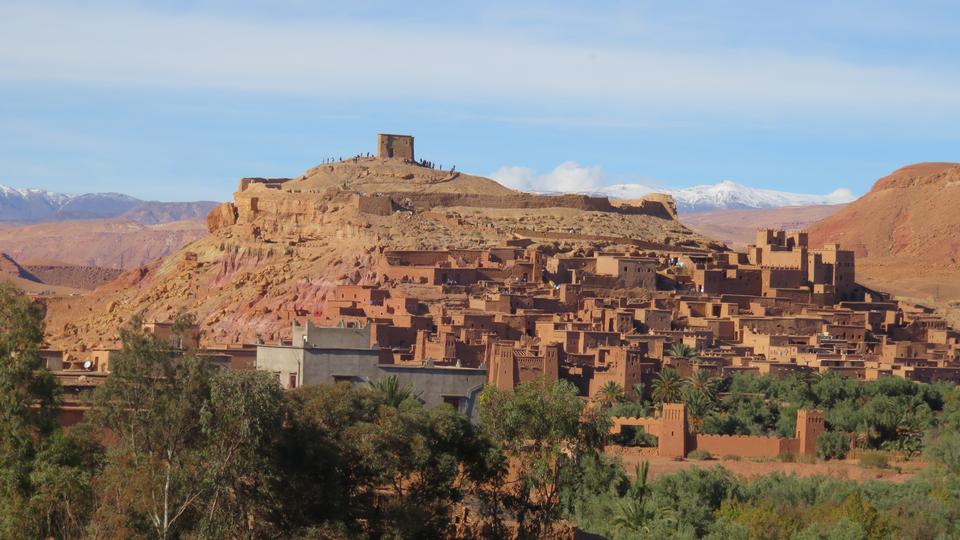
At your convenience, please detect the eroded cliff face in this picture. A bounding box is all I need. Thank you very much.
[43,159,710,349]
[809,162,960,262]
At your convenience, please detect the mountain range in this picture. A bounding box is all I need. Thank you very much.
[601,180,856,213]
[0,184,219,224]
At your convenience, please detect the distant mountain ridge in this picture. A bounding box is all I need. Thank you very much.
[599,180,856,213]
[0,183,218,224]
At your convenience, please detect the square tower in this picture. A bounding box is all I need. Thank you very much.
[795,409,825,456]
[659,403,691,458]
[377,133,415,161]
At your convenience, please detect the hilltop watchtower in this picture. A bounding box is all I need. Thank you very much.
[377,133,415,161]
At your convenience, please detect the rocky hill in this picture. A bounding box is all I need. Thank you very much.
[809,163,960,264]
[0,251,125,292]
[42,157,715,349]
[808,163,960,321]
[0,219,208,269]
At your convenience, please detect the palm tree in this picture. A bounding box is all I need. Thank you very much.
[612,461,652,535]
[682,388,715,432]
[667,342,698,360]
[651,369,683,405]
[685,370,719,402]
[597,381,625,409]
[369,375,420,407]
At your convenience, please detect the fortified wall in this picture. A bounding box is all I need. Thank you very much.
[352,191,677,219]
[208,180,682,236]
[611,403,826,458]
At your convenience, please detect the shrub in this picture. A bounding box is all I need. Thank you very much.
[816,431,850,461]
[687,449,713,460]
[858,451,889,469]
[722,454,742,461]
[632,427,658,448]
[779,452,796,463]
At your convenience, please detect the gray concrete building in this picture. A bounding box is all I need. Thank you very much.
[257,321,487,418]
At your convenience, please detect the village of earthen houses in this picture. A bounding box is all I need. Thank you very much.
[39,135,959,466]
[11,130,960,539]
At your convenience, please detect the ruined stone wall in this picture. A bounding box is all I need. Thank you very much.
[390,192,615,212]
[355,194,395,216]
[385,251,451,267]
[238,177,289,192]
[373,191,676,219]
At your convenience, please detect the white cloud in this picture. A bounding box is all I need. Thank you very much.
[491,161,605,193]
[488,166,536,191]
[0,2,958,117]
[824,188,856,204]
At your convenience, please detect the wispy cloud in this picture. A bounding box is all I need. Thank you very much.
[1,2,958,117]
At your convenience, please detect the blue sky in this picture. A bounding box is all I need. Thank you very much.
[0,0,958,201]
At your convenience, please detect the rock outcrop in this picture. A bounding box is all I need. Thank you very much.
[43,158,713,349]
[809,162,960,263]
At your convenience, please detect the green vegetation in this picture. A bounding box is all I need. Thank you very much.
[686,450,713,461]
[697,371,944,457]
[816,431,850,460]
[858,451,890,469]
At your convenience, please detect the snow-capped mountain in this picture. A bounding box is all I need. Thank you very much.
[600,180,856,213]
[0,184,218,223]
[489,163,857,213]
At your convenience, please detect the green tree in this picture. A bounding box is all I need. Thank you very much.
[682,389,715,433]
[369,374,420,407]
[925,429,960,474]
[597,381,625,409]
[88,316,286,538]
[685,370,719,402]
[667,342,698,360]
[283,382,498,537]
[651,369,684,406]
[479,378,610,537]
[816,431,850,461]
[0,284,97,539]
[612,461,654,536]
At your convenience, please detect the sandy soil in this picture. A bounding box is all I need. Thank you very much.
[609,447,924,484]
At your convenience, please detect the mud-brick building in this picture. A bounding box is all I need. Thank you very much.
[256,321,486,418]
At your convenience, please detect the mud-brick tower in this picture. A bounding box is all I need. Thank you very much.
[659,403,690,458]
[377,133,415,161]
[796,409,825,457]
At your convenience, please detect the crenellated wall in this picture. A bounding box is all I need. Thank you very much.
[610,405,827,459]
